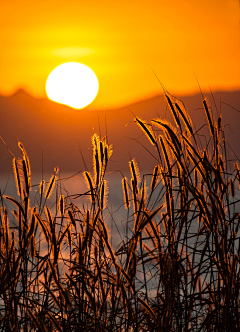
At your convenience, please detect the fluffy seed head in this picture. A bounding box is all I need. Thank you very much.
[84,171,95,203]
[45,175,56,199]
[59,194,65,216]
[122,177,130,209]
[135,117,156,145]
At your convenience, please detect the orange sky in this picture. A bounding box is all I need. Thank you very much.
[0,0,239,109]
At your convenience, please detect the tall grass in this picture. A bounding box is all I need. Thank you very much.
[0,94,240,331]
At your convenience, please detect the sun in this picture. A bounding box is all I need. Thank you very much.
[45,62,99,109]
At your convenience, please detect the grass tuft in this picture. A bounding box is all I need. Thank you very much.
[1,91,240,331]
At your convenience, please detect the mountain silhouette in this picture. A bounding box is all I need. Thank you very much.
[0,89,239,177]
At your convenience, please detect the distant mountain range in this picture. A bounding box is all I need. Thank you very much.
[0,89,239,177]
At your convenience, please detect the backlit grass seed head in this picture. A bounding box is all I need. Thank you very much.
[45,206,53,228]
[13,157,22,197]
[131,178,138,212]
[159,135,171,174]
[92,135,101,186]
[45,175,56,199]
[165,93,181,128]
[39,180,45,194]
[24,153,31,177]
[94,134,101,162]
[100,180,108,210]
[135,117,156,145]
[94,150,101,187]
[18,141,31,180]
[84,171,95,203]
[122,177,130,209]
[100,140,104,164]
[54,167,59,174]
[104,144,113,164]
[203,98,214,136]
[92,133,100,150]
[165,131,182,158]
[59,194,65,216]
[129,159,140,192]
[18,142,24,152]
[22,159,30,195]
[175,102,193,136]
[152,119,182,154]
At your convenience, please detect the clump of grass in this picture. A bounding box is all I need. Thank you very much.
[0,92,240,331]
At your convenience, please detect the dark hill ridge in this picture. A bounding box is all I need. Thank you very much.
[0,89,239,176]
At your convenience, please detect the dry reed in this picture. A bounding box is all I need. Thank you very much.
[1,92,240,332]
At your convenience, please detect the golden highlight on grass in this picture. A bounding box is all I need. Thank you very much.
[129,159,140,192]
[84,171,95,203]
[22,159,30,195]
[135,117,156,145]
[152,119,182,155]
[1,91,240,331]
[159,135,171,175]
[100,180,107,210]
[39,180,45,194]
[18,142,31,189]
[122,177,130,209]
[174,101,193,136]
[13,157,22,197]
[92,133,106,187]
[165,93,181,128]
[131,178,138,213]
[203,98,214,136]
[104,142,113,164]
[59,194,65,216]
[94,144,101,187]
[45,175,56,199]
[100,140,104,164]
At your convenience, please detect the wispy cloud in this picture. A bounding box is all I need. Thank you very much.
[50,47,95,58]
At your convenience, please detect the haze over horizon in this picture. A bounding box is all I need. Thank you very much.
[0,88,239,175]
[2,85,240,112]
[0,0,239,110]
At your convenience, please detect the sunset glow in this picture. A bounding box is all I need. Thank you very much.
[0,0,239,109]
[45,63,99,109]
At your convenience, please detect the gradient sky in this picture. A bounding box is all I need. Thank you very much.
[0,0,239,109]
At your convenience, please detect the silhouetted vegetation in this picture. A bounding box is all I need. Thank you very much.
[1,91,240,331]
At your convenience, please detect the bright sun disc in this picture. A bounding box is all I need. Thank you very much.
[45,62,99,109]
